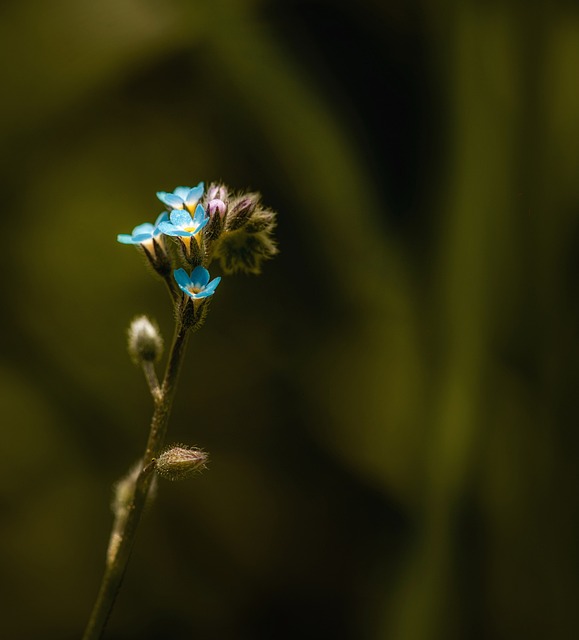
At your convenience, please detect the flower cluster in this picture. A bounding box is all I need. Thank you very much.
[117,181,277,305]
[202,182,278,275]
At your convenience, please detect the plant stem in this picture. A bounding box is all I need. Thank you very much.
[141,361,160,400]
[82,317,190,640]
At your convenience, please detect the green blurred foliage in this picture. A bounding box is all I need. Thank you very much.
[0,0,578,638]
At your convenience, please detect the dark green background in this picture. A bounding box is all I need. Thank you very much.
[0,0,578,638]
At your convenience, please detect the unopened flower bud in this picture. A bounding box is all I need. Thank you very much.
[215,199,278,275]
[150,237,172,277]
[127,316,163,364]
[226,194,259,231]
[208,198,227,218]
[204,201,226,245]
[206,183,229,202]
[156,445,208,481]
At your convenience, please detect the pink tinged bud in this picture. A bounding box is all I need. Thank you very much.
[207,184,228,201]
[208,198,227,218]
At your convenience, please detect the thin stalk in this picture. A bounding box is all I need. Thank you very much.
[82,316,190,640]
[141,360,160,400]
[161,273,178,303]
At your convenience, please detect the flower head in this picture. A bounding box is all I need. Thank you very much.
[157,183,204,213]
[174,266,221,300]
[157,204,209,238]
[117,212,169,247]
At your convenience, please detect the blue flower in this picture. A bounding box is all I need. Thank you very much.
[157,183,204,213]
[117,212,169,246]
[174,266,221,300]
[157,204,209,238]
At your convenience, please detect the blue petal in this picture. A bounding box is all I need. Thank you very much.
[157,221,175,234]
[196,215,210,233]
[154,211,170,226]
[158,222,192,237]
[192,203,207,226]
[132,233,155,243]
[173,186,191,200]
[157,192,184,209]
[202,277,221,296]
[117,234,137,244]
[131,223,154,237]
[185,183,204,208]
[173,268,191,288]
[156,191,170,205]
[190,266,210,288]
[169,209,193,228]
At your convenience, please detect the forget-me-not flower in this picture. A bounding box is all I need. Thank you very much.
[157,204,209,239]
[157,183,204,214]
[117,212,169,248]
[174,266,221,300]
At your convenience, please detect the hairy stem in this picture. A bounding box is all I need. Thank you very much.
[141,360,160,400]
[82,316,190,640]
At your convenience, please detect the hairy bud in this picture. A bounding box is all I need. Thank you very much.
[204,208,225,246]
[226,194,259,231]
[127,316,163,364]
[206,183,230,202]
[208,199,227,218]
[156,445,208,481]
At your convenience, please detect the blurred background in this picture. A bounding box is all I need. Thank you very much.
[0,0,578,638]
